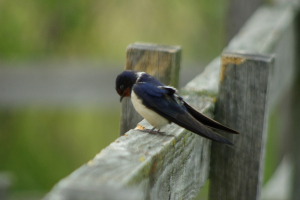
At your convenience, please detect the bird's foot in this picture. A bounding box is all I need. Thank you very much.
[139,127,165,135]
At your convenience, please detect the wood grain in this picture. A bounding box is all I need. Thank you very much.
[291,12,300,200]
[44,77,216,200]
[225,0,263,43]
[208,52,274,200]
[43,2,299,200]
[120,43,181,136]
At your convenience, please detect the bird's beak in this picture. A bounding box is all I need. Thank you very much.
[118,88,129,102]
[120,95,124,102]
[117,88,124,102]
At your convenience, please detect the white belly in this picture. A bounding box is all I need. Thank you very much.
[131,91,169,129]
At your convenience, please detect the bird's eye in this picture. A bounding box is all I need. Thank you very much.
[120,85,124,90]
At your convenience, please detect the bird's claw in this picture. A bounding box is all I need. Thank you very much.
[139,128,165,135]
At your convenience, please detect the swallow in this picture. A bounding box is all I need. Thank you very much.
[115,70,239,145]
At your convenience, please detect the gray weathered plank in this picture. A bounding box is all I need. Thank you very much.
[225,0,263,43]
[120,43,181,136]
[44,94,214,200]
[185,8,298,199]
[225,3,299,199]
[291,66,300,200]
[226,2,297,54]
[43,2,299,200]
[186,3,298,98]
[0,173,11,200]
[208,52,274,200]
[44,59,216,200]
[291,12,300,200]
[44,184,143,200]
[226,2,298,106]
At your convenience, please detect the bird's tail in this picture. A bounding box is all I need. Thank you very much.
[184,101,240,134]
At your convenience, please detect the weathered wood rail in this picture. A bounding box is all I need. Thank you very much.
[44,1,300,200]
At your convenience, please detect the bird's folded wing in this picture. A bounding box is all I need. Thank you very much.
[133,83,233,145]
[183,101,240,134]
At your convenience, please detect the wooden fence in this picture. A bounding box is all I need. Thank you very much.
[44,1,300,200]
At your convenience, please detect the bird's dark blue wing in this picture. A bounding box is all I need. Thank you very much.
[133,83,185,117]
[133,83,233,145]
[183,101,240,134]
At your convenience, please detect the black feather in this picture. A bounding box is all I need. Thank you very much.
[133,82,234,145]
[183,101,240,134]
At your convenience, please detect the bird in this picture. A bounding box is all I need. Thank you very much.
[115,70,239,145]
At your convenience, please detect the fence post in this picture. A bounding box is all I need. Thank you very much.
[0,173,11,200]
[291,13,300,200]
[225,0,263,43]
[208,52,274,200]
[291,61,300,200]
[119,43,181,136]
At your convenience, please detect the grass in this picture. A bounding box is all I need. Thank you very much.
[0,1,281,198]
[0,106,120,192]
[0,0,227,63]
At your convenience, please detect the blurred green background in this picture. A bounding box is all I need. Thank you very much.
[0,0,226,62]
[0,0,280,199]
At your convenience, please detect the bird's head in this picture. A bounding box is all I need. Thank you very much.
[115,70,138,102]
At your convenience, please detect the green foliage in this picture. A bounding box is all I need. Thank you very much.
[0,106,119,191]
[263,107,281,184]
[0,0,227,62]
[0,1,280,197]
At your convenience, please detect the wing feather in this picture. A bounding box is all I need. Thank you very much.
[183,101,240,134]
[133,83,233,145]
